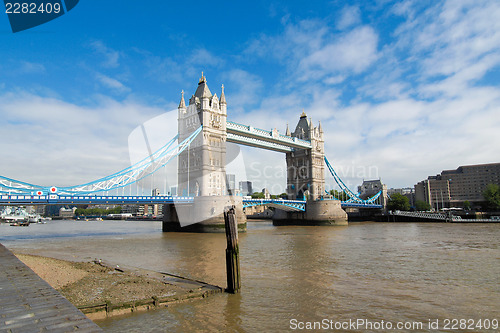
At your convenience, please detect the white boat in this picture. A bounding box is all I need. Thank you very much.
[28,214,42,223]
[3,215,28,223]
[1,206,29,223]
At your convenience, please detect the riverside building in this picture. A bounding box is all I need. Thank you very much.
[415,162,500,210]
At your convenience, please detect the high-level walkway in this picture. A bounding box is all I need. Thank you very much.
[0,243,102,332]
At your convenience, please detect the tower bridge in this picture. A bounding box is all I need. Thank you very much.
[0,74,385,231]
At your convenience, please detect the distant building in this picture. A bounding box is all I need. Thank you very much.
[415,162,500,209]
[170,186,177,196]
[151,189,162,216]
[121,204,157,217]
[59,207,77,218]
[121,205,139,216]
[138,205,153,217]
[358,179,388,208]
[239,181,253,196]
[226,174,236,195]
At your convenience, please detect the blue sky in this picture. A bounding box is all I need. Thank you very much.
[1,0,500,192]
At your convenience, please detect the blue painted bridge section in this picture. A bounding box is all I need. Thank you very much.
[243,198,306,211]
[0,194,382,210]
[0,194,193,205]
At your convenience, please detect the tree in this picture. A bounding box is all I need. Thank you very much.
[74,206,122,216]
[415,200,431,211]
[251,192,265,199]
[483,184,500,210]
[387,193,410,211]
[463,200,471,210]
[329,189,348,201]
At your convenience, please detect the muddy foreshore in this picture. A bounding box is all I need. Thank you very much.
[14,253,223,320]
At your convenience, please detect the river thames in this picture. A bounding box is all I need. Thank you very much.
[1,220,499,332]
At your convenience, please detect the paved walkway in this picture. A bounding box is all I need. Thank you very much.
[0,243,102,332]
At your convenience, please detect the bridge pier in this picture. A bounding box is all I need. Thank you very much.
[162,196,247,232]
[272,199,348,226]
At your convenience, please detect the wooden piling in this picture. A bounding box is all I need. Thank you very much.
[224,206,241,293]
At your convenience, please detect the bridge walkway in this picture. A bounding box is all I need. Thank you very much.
[0,243,102,332]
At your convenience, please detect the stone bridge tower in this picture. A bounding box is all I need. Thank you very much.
[166,73,246,232]
[286,111,325,200]
[177,73,227,197]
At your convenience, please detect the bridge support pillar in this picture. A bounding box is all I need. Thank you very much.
[162,196,247,232]
[272,199,347,226]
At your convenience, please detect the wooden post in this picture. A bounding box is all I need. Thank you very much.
[224,206,241,293]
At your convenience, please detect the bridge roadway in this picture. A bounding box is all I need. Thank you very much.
[226,121,312,153]
[0,243,102,332]
[0,194,382,210]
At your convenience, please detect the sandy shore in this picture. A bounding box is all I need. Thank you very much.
[14,253,223,319]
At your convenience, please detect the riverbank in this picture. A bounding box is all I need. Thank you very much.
[14,253,223,320]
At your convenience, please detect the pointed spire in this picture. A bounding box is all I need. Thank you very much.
[194,72,212,99]
[285,123,291,136]
[318,120,323,133]
[199,71,206,85]
[300,109,307,118]
[220,84,226,104]
[179,90,186,109]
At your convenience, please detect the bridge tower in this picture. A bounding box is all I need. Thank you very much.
[164,73,246,232]
[286,111,325,200]
[274,111,347,226]
[177,73,227,197]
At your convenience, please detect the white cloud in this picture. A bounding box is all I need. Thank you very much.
[89,40,121,68]
[323,75,346,85]
[221,69,263,113]
[394,0,500,82]
[245,18,379,83]
[20,61,46,74]
[336,5,361,30]
[188,49,223,67]
[96,73,130,93]
[244,19,329,63]
[0,91,165,187]
[299,26,379,80]
[139,47,224,86]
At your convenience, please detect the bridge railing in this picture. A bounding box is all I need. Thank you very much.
[390,210,447,220]
[227,133,293,152]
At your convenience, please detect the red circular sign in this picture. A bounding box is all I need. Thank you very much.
[50,187,57,193]
[36,191,43,195]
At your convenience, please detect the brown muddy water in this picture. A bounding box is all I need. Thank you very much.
[1,220,499,332]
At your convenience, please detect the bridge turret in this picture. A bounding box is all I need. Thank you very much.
[286,110,325,200]
[178,90,186,111]
[220,84,227,113]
